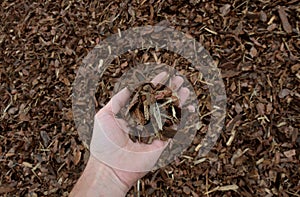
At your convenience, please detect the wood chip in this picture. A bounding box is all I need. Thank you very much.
[278,6,293,33]
[283,149,296,158]
[73,148,82,166]
[234,103,243,114]
[40,130,50,147]
[256,103,265,115]
[0,187,15,194]
[220,4,231,16]
[279,89,290,98]
[205,184,239,194]
[250,46,258,58]
[183,186,191,194]
[22,162,33,168]
[291,64,300,73]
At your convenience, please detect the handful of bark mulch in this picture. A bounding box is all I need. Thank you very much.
[124,82,181,144]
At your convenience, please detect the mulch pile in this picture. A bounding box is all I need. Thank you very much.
[1,0,299,196]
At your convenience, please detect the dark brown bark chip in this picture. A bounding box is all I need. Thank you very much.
[278,6,293,34]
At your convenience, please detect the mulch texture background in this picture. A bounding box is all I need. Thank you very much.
[1,0,299,196]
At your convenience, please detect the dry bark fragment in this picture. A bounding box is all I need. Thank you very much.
[220,4,231,16]
[283,149,296,158]
[0,187,15,194]
[278,6,292,33]
[256,103,265,115]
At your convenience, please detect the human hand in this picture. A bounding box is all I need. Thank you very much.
[89,72,190,190]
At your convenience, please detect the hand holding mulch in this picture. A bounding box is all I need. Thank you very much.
[88,72,190,191]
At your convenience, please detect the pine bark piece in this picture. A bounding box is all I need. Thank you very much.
[278,6,292,34]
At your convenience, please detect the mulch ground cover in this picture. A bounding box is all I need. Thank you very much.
[1,0,299,196]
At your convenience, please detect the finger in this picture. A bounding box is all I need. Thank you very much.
[151,72,168,86]
[169,76,184,91]
[104,87,131,114]
[178,87,190,107]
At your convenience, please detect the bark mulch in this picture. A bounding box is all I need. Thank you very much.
[0,0,299,196]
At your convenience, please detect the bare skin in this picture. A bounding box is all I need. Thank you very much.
[70,72,190,197]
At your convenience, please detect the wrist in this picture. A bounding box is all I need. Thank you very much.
[70,155,130,197]
[87,156,130,196]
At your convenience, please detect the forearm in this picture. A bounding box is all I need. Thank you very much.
[70,156,130,197]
